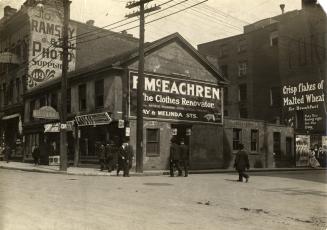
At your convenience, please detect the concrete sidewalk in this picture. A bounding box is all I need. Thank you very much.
[0,161,325,176]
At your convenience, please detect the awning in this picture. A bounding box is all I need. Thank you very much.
[0,52,20,64]
[75,112,112,127]
[2,113,20,120]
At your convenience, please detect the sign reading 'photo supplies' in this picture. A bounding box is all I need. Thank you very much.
[129,72,223,124]
[27,7,76,90]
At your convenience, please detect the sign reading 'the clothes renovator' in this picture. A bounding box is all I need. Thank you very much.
[27,6,76,90]
[129,72,222,124]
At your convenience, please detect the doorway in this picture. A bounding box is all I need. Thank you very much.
[171,124,192,145]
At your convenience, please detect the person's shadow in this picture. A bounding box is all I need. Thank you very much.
[224,179,240,182]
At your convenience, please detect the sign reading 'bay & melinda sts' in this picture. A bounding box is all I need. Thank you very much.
[27,5,76,90]
[129,72,223,124]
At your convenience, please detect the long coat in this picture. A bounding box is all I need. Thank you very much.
[234,150,250,171]
[170,143,181,161]
[180,144,189,161]
[120,144,134,168]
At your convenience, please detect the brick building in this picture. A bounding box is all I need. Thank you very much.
[198,0,326,166]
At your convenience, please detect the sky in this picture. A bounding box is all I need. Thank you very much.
[0,0,323,47]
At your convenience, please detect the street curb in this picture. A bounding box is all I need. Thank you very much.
[1,164,326,177]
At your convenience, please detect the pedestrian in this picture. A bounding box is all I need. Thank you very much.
[234,143,250,182]
[4,144,11,163]
[105,140,117,172]
[32,145,40,166]
[179,138,189,177]
[169,137,182,177]
[118,138,133,177]
[309,147,320,168]
[96,142,106,171]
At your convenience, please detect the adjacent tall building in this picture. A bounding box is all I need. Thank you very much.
[198,0,326,166]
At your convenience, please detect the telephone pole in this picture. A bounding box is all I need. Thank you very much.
[59,0,71,171]
[126,0,160,173]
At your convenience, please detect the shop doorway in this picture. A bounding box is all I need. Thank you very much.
[171,124,192,145]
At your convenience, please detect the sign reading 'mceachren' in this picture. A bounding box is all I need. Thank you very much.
[129,72,222,124]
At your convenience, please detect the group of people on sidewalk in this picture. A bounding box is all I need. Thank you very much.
[96,138,134,177]
[169,137,189,177]
[308,145,326,168]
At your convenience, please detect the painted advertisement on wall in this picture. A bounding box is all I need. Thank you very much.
[27,6,76,90]
[282,80,325,132]
[295,135,310,167]
[129,72,222,124]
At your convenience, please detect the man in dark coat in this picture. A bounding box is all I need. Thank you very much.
[105,140,117,172]
[96,142,106,171]
[179,138,189,177]
[119,139,134,177]
[234,143,250,182]
[32,145,40,165]
[169,137,182,177]
[4,144,11,163]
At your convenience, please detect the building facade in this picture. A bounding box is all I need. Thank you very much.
[23,33,227,169]
[198,0,326,166]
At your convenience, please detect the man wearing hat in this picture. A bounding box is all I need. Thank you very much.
[233,143,250,182]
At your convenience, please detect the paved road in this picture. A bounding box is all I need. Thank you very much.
[0,169,326,230]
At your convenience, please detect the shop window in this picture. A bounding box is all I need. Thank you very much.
[238,61,247,76]
[233,128,242,150]
[67,88,71,113]
[270,87,281,107]
[273,132,281,158]
[95,79,104,108]
[251,130,259,152]
[239,84,247,102]
[146,129,160,156]
[79,84,87,111]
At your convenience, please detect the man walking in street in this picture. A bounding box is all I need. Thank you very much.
[234,143,250,182]
[179,138,189,177]
[169,137,182,177]
[96,142,106,171]
[4,144,11,163]
[32,145,40,166]
[105,140,117,173]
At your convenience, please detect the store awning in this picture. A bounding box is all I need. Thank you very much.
[0,52,20,64]
[75,112,112,127]
[2,113,20,120]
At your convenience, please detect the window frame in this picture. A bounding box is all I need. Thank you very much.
[146,128,160,157]
[238,61,248,76]
[95,79,104,108]
[78,84,87,111]
[233,128,242,150]
[250,129,259,152]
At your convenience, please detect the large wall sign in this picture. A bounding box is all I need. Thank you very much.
[129,72,223,124]
[282,80,325,131]
[27,6,76,89]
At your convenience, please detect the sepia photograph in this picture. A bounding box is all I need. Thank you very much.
[0,0,326,229]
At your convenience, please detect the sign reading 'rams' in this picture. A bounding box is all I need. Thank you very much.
[129,72,223,124]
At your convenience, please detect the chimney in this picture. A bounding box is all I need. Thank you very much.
[86,20,95,26]
[4,6,17,18]
[280,4,285,14]
[121,30,133,38]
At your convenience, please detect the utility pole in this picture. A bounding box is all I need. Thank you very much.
[125,1,160,173]
[59,0,71,171]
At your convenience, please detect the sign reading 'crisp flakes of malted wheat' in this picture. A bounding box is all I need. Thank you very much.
[27,6,76,90]
[129,72,223,124]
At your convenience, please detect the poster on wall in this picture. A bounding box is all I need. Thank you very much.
[129,72,223,124]
[322,136,327,151]
[27,6,76,90]
[295,135,310,167]
[282,81,325,132]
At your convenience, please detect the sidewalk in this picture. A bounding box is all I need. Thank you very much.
[0,161,325,176]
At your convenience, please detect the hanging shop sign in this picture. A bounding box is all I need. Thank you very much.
[125,127,130,137]
[118,120,125,128]
[33,106,59,120]
[282,80,325,132]
[295,135,310,167]
[75,112,112,127]
[44,121,74,133]
[129,72,223,124]
[27,6,76,90]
